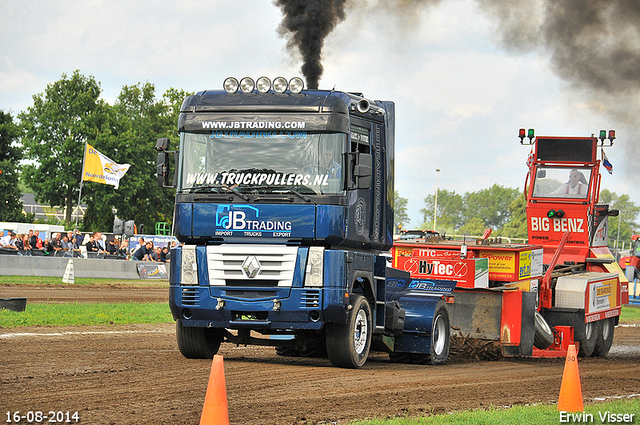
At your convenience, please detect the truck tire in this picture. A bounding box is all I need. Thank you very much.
[276,336,327,358]
[534,311,554,349]
[326,295,372,368]
[175,319,223,359]
[388,301,450,365]
[592,318,615,357]
[275,346,299,357]
[577,320,599,357]
[429,300,450,365]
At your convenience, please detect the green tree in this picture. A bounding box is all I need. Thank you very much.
[394,190,410,231]
[420,189,464,233]
[19,71,109,224]
[463,184,520,230]
[81,83,189,233]
[0,110,25,222]
[458,217,486,236]
[599,189,640,249]
[497,191,528,239]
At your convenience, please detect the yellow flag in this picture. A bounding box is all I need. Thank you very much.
[82,144,131,189]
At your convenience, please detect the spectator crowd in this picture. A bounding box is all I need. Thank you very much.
[0,229,175,262]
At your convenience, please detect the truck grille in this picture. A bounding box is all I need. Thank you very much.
[207,245,298,287]
[181,287,199,306]
[301,290,320,308]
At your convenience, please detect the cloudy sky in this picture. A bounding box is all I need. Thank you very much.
[1,0,638,228]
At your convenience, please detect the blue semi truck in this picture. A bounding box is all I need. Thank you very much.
[156,76,453,368]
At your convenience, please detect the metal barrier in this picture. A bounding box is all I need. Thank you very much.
[0,254,167,280]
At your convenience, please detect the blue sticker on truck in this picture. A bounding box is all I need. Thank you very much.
[191,204,316,239]
[214,205,293,237]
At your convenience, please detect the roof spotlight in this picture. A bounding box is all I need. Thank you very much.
[223,77,239,94]
[256,76,271,93]
[289,77,304,94]
[273,77,288,93]
[240,77,255,93]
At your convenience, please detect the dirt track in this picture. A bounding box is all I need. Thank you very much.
[1,285,639,425]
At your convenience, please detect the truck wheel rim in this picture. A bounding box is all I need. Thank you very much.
[585,321,593,339]
[433,315,446,355]
[602,319,611,340]
[354,309,368,355]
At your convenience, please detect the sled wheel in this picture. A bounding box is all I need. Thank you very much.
[592,318,615,357]
[577,320,599,357]
[533,310,554,349]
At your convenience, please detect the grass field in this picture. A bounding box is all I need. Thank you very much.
[0,302,172,327]
[349,398,640,425]
[0,275,167,287]
[1,276,638,424]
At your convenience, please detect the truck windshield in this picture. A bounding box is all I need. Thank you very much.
[532,166,592,199]
[178,131,346,195]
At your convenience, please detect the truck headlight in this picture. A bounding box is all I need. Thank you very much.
[181,245,198,285]
[305,246,324,287]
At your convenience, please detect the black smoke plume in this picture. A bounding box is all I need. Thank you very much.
[274,0,348,89]
[477,0,640,171]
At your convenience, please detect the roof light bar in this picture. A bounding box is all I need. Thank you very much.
[518,128,535,145]
[223,76,306,94]
[598,129,616,146]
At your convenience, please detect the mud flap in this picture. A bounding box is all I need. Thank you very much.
[446,289,503,340]
[445,289,536,356]
[500,290,536,357]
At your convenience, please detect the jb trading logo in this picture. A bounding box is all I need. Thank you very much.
[214,205,292,237]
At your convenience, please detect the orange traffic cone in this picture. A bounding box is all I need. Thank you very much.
[200,355,229,425]
[557,344,584,412]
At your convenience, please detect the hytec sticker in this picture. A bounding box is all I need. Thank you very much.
[214,205,292,238]
[186,172,329,187]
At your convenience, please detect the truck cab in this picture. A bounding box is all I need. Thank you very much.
[158,77,404,368]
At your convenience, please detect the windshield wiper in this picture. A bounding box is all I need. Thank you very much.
[254,185,312,202]
[186,185,250,201]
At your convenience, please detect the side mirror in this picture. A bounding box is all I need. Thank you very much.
[155,137,170,152]
[348,152,372,189]
[355,153,372,189]
[157,151,170,187]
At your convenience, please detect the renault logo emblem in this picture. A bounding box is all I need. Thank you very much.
[242,256,261,278]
